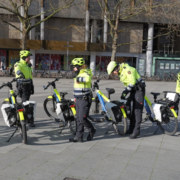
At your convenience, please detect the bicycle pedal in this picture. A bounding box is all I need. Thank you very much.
[59,124,65,127]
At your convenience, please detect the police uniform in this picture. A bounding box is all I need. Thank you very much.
[69,58,96,142]
[14,59,34,102]
[176,75,180,94]
[74,68,95,140]
[119,64,145,136]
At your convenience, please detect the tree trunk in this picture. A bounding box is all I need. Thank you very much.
[110,5,120,61]
[111,40,117,61]
[21,30,27,50]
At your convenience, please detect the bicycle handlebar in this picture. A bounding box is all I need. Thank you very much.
[0,78,17,90]
[43,77,61,90]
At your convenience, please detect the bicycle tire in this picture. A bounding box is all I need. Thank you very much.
[113,117,128,135]
[158,116,178,136]
[19,124,27,144]
[44,98,60,121]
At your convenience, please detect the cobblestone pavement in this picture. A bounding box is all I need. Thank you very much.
[0,77,180,180]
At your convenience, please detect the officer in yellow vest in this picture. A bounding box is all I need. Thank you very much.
[14,50,35,127]
[176,73,180,94]
[69,58,96,143]
[107,61,146,139]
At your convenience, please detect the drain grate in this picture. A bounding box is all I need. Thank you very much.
[63,178,82,180]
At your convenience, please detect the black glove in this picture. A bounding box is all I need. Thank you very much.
[121,90,128,100]
[31,84,34,95]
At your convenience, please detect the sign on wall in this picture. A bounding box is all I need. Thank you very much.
[9,51,20,68]
[160,63,164,69]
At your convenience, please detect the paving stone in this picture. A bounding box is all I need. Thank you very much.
[122,164,153,177]
[88,168,121,180]
[110,148,135,157]
[0,165,31,179]
[36,161,69,173]
[154,160,180,172]
[21,168,58,180]
[61,165,94,179]
[151,168,180,180]
[0,175,18,180]
[72,156,102,169]
[129,156,156,168]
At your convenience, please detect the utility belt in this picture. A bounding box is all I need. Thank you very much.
[17,79,32,86]
[76,93,92,102]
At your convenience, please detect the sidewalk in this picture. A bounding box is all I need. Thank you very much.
[0,78,180,180]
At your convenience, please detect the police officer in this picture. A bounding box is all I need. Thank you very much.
[107,61,146,139]
[14,50,35,127]
[69,58,96,143]
[176,72,180,94]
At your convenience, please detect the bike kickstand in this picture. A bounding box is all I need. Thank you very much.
[105,123,113,134]
[58,122,67,134]
[153,126,160,135]
[6,127,18,142]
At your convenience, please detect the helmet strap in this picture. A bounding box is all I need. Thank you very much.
[22,56,27,60]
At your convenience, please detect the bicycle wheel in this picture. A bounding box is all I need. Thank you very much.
[158,115,178,136]
[19,124,27,144]
[44,98,60,121]
[113,117,128,135]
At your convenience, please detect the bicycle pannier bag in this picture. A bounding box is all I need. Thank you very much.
[152,103,164,122]
[105,102,122,122]
[23,101,37,123]
[1,104,16,127]
[165,92,179,115]
[56,102,74,122]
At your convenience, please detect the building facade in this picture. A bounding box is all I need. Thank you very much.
[0,0,180,75]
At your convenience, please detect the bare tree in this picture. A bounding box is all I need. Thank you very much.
[89,0,180,61]
[0,0,75,50]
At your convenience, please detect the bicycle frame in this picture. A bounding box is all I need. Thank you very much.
[94,89,127,120]
[44,78,76,115]
[0,79,26,142]
[144,95,178,122]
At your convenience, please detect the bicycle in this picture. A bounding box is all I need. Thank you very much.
[43,77,77,135]
[87,78,129,135]
[143,92,178,136]
[0,78,28,144]
[41,69,52,78]
[56,70,66,78]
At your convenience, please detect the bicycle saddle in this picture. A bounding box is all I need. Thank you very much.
[106,88,115,94]
[151,92,160,96]
[60,92,68,96]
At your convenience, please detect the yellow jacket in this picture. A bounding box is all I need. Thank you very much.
[73,69,92,98]
[176,80,180,93]
[14,59,32,79]
[119,64,143,92]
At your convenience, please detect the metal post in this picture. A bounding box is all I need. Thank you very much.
[67,42,69,70]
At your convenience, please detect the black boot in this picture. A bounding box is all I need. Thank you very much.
[126,129,134,134]
[29,123,35,127]
[129,131,140,139]
[87,129,96,141]
[69,137,83,143]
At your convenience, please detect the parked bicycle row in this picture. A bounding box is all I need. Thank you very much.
[142,71,178,81]
[0,76,179,144]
